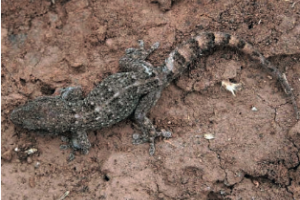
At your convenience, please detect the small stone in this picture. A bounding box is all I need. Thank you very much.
[175,76,194,92]
[28,177,35,188]
[181,175,189,184]
[251,106,258,112]
[27,157,33,164]
[2,150,12,162]
[34,162,41,169]
[193,80,211,92]
[25,148,37,155]
[20,165,27,172]
[278,16,296,32]
[106,38,117,51]
[221,60,238,79]
[96,26,107,42]
[204,133,215,140]
[158,193,164,199]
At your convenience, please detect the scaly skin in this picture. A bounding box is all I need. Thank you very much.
[10,32,299,160]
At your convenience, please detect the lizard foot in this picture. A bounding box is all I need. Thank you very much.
[60,131,91,161]
[149,129,172,155]
[60,136,71,150]
[124,41,160,60]
[61,136,70,142]
[68,152,75,162]
[132,129,172,155]
[71,130,91,155]
[71,137,90,155]
[60,144,70,150]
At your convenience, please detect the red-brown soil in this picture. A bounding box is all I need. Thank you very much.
[2,0,300,199]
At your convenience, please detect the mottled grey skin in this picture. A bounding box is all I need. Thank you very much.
[10,32,299,159]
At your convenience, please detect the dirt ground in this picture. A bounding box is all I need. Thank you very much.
[1,0,300,199]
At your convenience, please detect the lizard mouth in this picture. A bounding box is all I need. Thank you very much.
[10,106,43,130]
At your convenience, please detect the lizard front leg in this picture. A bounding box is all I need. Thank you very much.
[119,41,160,75]
[60,129,91,161]
[71,129,91,155]
[133,89,172,155]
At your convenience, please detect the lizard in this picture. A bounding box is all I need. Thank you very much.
[10,32,299,159]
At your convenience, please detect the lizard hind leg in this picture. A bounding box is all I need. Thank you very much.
[133,89,172,155]
[71,129,91,155]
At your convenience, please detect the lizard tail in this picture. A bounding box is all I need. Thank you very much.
[164,32,299,119]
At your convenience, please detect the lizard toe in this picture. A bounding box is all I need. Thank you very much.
[61,136,70,142]
[160,129,172,138]
[149,138,156,156]
[67,153,75,162]
[132,133,144,144]
[60,144,70,150]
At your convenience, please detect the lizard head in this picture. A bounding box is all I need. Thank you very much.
[10,99,49,130]
[10,97,70,132]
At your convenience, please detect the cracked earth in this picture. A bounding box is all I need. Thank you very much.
[1,0,300,199]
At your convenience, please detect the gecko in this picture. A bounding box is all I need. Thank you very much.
[10,32,299,159]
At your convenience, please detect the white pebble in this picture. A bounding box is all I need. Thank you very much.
[251,106,258,112]
[204,133,215,140]
[25,148,38,155]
